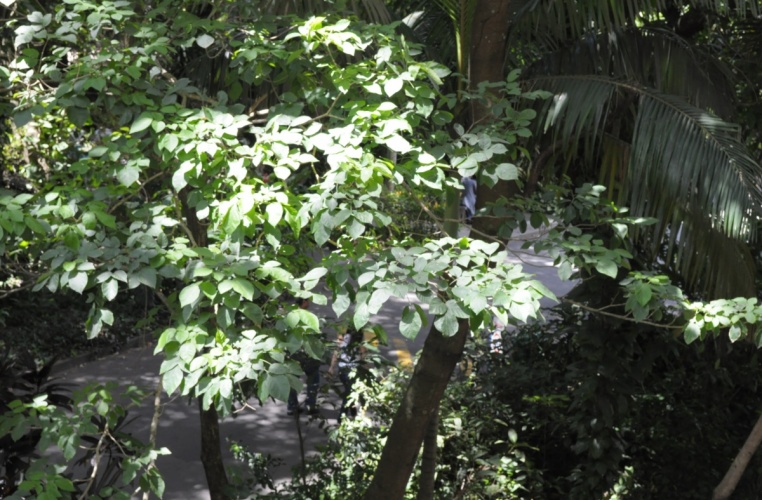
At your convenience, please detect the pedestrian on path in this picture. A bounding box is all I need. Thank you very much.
[461,175,477,225]
[328,324,369,421]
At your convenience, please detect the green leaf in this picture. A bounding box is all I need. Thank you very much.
[260,373,290,402]
[135,267,157,288]
[102,279,118,301]
[368,288,391,315]
[595,259,618,278]
[332,292,351,318]
[130,112,153,134]
[400,305,422,339]
[434,311,458,336]
[68,272,88,294]
[163,365,184,395]
[230,278,254,301]
[179,283,201,308]
[266,203,283,226]
[684,321,701,344]
[384,78,403,97]
[117,165,140,187]
[634,284,652,306]
[729,324,742,342]
[495,163,518,181]
[196,34,215,49]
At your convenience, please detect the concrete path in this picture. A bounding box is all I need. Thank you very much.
[55,225,575,499]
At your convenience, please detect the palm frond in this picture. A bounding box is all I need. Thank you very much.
[526,28,737,119]
[657,204,757,298]
[512,0,759,41]
[527,74,762,297]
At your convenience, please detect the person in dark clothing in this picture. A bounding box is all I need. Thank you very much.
[461,176,477,224]
[328,325,367,421]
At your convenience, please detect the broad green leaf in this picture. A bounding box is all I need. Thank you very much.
[163,365,184,395]
[368,288,391,315]
[400,305,422,339]
[434,311,458,336]
[130,112,153,134]
[683,321,701,344]
[102,279,118,301]
[729,324,742,342]
[384,78,403,97]
[635,285,652,306]
[332,292,351,318]
[179,283,201,307]
[595,259,618,278]
[117,165,140,187]
[266,202,283,226]
[196,34,215,48]
[68,272,88,294]
[230,278,254,301]
[135,267,157,288]
[260,373,290,402]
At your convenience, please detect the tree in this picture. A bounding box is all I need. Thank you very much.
[367,0,762,495]
[2,1,549,497]
[4,0,762,497]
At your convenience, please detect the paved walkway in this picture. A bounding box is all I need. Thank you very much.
[56,228,575,499]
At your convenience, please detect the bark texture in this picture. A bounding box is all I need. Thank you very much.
[469,0,515,236]
[364,319,470,499]
[416,404,440,500]
[199,401,229,500]
[713,413,762,500]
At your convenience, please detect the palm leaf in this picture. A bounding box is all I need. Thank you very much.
[512,0,759,41]
[527,73,762,297]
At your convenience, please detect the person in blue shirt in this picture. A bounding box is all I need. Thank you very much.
[461,176,477,224]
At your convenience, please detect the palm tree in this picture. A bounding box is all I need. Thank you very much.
[366,1,762,497]
[397,0,762,300]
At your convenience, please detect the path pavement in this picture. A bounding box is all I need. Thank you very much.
[54,225,575,499]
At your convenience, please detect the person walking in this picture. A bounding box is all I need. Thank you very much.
[328,325,366,421]
[460,175,477,225]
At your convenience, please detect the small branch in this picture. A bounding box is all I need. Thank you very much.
[142,375,164,500]
[563,298,682,330]
[398,183,448,235]
[108,171,166,215]
[78,423,109,500]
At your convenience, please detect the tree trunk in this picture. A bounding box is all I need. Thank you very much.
[469,0,514,236]
[364,319,469,499]
[416,404,440,500]
[179,189,229,497]
[713,412,762,500]
[199,401,229,500]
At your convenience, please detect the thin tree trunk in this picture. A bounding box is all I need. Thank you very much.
[179,189,229,498]
[142,375,163,500]
[364,319,469,499]
[469,0,514,236]
[417,403,440,500]
[199,401,229,500]
[713,412,762,500]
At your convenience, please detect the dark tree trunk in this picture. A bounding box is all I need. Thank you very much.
[416,404,440,500]
[180,189,228,497]
[713,412,762,500]
[469,0,515,236]
[364,319,469,499]
[199,401,229,500]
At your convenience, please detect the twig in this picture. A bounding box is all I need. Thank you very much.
[563,298,683,330]
[78,423,109,500]
[141,375,164,500]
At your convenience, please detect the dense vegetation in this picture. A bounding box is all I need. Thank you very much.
[2,0,762,498]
